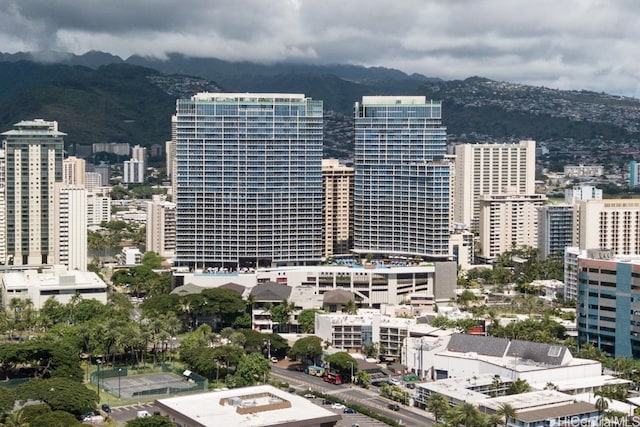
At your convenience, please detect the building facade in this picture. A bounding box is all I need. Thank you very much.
[86,186,112,226]
[2,120,65,266]
[454,140,536,231]
[577,250,640,358]
[478,192,547,261]
[537,204,574,260]
[62,156,86,186]
[175,93,324,269]
[123,159,145,183]
[353,96,451,259]
[631,160,640,188]
[573,199,640,255]
[146,195,176,258]
[322,159,354,257]
[53,184,88,271]
[564,185,603,204]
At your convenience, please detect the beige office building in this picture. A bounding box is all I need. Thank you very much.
[454,140,536,231]
[146,195,176,258]
[62,156,86,186]
[322,159,353,257]
[574,199,640,255]
[478,192,547,261]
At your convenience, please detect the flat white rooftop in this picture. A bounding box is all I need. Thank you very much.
[155,385,340,427]
[479,390,575,412]
[530,375,630,392]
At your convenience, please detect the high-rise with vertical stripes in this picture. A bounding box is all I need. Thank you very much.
[353,96,451,259]
[2,120,64,266]
[174,93,323,269]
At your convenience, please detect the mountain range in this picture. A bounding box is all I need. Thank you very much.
[0,50,639,162]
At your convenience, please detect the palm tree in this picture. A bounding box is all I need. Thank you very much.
[507,378,531,395]
[343,299,358,315]
[448,402,482,427]
[426,393,450,423]
[594,389,610,414]
[496,403,517,427]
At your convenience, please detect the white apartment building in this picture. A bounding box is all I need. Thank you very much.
[1,266,108,310]
[315,310,449,359]
[454,140,536,231]
[120,247,142,266]
[563,246,586,302]
[87,186,112,226]
[84,172,102,192]
[564,164,603,178]
[123,159,145,183]
[53,184,87,271]
[131,144,147,170]
[573,198,640,255]
[62,156,86,186]
[146,195,176,258]
[564,185,603,204]
[322,159,353,257]
[478,191,547,261]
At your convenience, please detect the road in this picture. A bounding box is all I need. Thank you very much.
[270,366,433,427]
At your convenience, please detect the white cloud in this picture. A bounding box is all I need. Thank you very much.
[2,0,640,96]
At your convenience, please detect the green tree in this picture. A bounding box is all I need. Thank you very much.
[426,393,450,423]
[141,251,163,269]
[356,370,371,387]
[0,387,15,415]
[343,299,358,315]
[446,401,483,427]
[324,352,357,382]
[507,379,531,395]
[496,403,517,426]
[233,353,270,387]
[30,410,81,427]
[269,299,296,333]
[297,309,322,334]
[125,415,174,427]
[15,378,98,417]
[288,336,323,364]
[594,388,610,413]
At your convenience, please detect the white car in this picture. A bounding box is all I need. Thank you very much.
[270,357,278,363]
[331,403,345,410]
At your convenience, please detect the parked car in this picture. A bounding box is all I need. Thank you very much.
[101,403,111,413]
[287,387,296,393]
[331,403,345,410]
[388,379,400,386]
[388,403,400,411]
[270,357,279,363]
[406,383,416,389]
[303,393,315,399]
[322,399,333,405]
[343,407,357,414]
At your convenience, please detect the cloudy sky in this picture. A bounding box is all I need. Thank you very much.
[3,0,640,97]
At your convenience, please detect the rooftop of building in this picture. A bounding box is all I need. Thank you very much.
[418,374,513,404]
[316,309,416,328]
[2,266,107,289]
[478,390,577,412]
[516,401,597,423]
[155,385,340,427]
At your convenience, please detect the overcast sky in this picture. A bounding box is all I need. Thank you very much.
[3,0,640,97]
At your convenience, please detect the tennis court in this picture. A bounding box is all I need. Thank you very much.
[100,372,202,400]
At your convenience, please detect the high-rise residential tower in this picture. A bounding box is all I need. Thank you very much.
[353,96,451,259]
[53,184,87,271]
[62,156,86,186]
[146,195,176,259]
[2,119,64,266]
[322,159,354,257]
[454,140,536,231]
[174,93,324,269]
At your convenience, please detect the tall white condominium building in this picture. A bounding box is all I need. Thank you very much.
[1,119,64,266]
[84,172,102,192]
[53,184,87,271]
[574,199,640,255]
[564,246,587,302]
[454,140,536,231]
[62,156,86,186]
[123,159,145,183]
[564,164,603,178]
[353,96,451,259]
[631,160,640,188]
[131,144,147,169]
[565,185,603,204]
[87,186,112,226]
[146,195,176,258]
[322,159,354,257]
[175,93,324,269]
[478,191,547,261]
[0,149,5,264]
[537,204,574,259]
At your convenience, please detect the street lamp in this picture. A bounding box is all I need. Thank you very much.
[118,368,122,399]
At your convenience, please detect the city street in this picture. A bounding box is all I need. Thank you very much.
[270,366,433,427]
